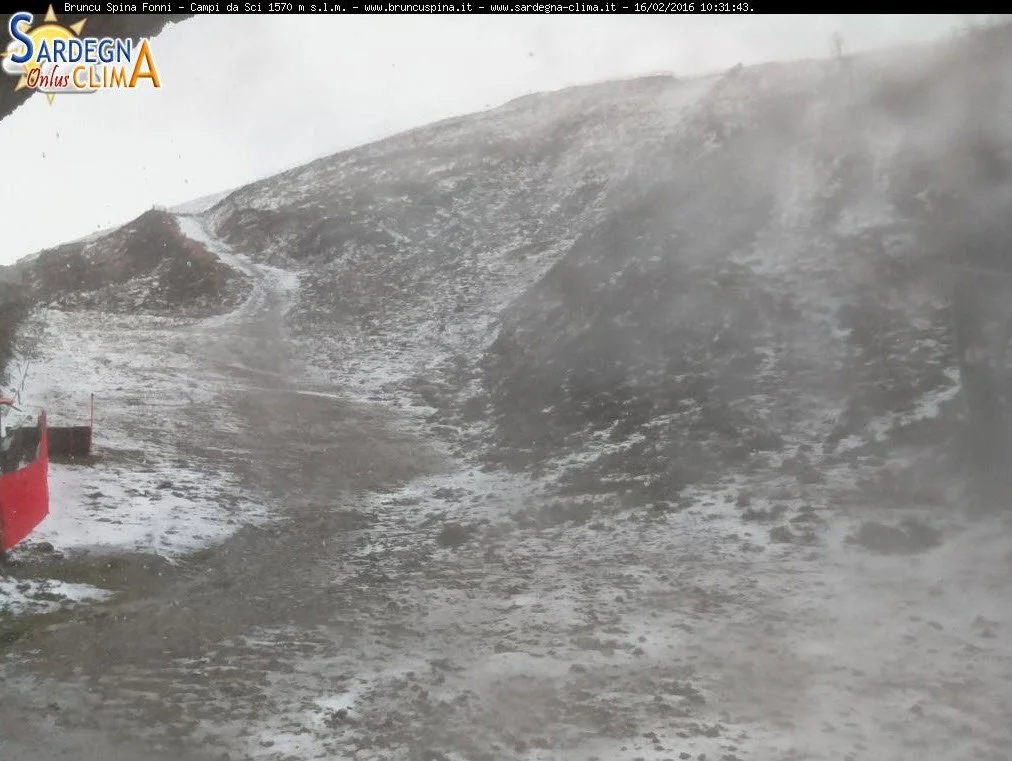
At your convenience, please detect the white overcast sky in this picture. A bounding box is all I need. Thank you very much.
[0,13,989,264]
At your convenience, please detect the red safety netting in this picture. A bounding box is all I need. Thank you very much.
[0,412,49,550]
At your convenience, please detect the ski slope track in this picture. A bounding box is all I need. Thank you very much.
[3,25,1012,761]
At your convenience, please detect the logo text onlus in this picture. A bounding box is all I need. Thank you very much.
[2,5,161,103]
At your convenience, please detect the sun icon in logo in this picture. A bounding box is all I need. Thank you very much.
[2,6,87,104]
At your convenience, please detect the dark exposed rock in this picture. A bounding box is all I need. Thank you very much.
[435,523,473,548]
[847,518,943,555]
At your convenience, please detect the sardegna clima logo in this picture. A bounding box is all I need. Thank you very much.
[2,6,161,104]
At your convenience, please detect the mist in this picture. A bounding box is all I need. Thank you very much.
[2,14,1012,761]
[0,13,991,265]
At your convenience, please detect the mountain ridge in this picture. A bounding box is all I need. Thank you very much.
[4,23,1012,761]
[5,21,1012,504]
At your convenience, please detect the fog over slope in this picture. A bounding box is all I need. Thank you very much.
[8,25,1012,496]
[5,23,1010,553]
[2,21,1012,761]
[188,25,1010,502]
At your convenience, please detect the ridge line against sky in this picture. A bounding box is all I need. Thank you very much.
[0,14,989,265]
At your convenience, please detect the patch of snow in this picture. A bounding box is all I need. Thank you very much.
[174,214,256,277]
[0,577,111,616]
[170,189,234,215]
[9,306,270,558]
[38,460,267,558]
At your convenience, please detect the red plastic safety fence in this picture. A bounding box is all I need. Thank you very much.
[0,413,50,551]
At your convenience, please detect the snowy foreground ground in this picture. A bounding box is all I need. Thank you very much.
[3,216,1012,761]
[233,485,1012,761]
[4,307,269,589]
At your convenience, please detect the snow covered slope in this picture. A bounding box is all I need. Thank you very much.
[2,23,1012,761]
[3,24,1008,579]
[189,29,1012,507]
[14,208,251,318]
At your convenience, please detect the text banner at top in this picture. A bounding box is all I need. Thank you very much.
[45,0,761,13]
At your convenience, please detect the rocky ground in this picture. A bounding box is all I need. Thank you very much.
[2,23,1012,761]
[0,211,1009,761]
